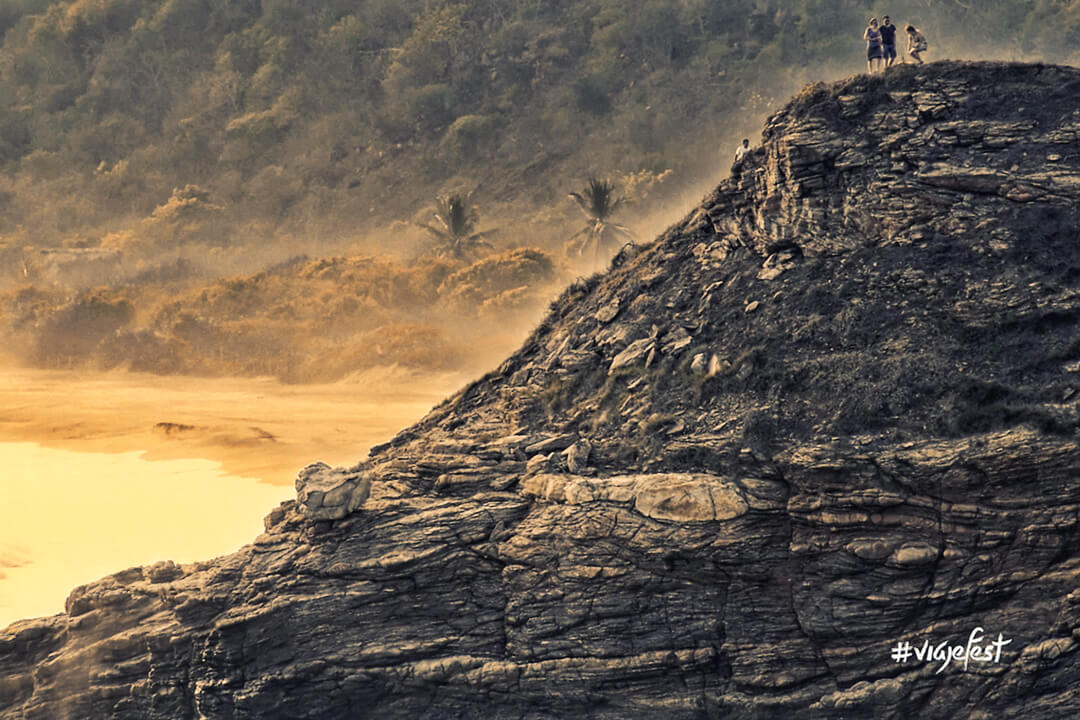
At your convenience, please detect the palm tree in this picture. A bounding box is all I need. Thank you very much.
[566,177,634,266]
[416,193,497,260]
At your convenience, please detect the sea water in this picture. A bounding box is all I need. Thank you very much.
[0,442,287,628]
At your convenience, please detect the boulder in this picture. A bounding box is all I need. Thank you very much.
[294,462,372,521]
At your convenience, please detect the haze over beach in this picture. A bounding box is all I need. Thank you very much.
[0,365,474,484]
[0,443,286,628]
[3,1,1080,718]
[0,365,468,625]
[0,0,1072,393]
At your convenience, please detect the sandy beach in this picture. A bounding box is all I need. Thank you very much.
[0,364,471,485]
[0,364,471,626]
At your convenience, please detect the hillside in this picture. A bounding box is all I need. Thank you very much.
[4,61,1080,718]
[2,0,1080,253]
[4,1,1080,382]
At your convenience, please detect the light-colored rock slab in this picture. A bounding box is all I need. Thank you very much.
[521,472,750,523]
[295,462,372,521]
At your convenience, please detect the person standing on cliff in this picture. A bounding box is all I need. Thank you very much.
[880,16,898,68]
[864,18,884,74]
[906,24,928,64]
[733,138,750,166]
[732,138,751,177]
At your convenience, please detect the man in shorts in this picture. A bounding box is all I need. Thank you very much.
[880,15,898,68]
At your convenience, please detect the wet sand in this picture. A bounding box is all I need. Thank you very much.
[0,365,470,485]
[0,365,470,627]
[0,444,288,628]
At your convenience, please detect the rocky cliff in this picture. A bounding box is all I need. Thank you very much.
[4,61,1080,719]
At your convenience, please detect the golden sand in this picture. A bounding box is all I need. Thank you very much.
[0,365,466,627]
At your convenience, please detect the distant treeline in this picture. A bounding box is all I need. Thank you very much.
[1,0,1076,251]
[0,247,563,381]
[0,0,1077,382]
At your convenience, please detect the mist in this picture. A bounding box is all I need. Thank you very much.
[2,1,1078,388]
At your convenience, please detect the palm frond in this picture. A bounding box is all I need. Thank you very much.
[432,193,479,239]
[418,192,496,261]
[416,222,451,241]
[566,226,592,242]
[568,192,592,218]
[466,229,499,243]
[569,177,627,224]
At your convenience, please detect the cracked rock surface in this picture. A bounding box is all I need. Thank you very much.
[4,62,1080,718]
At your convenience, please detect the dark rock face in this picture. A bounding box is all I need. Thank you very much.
[4,62,1080,718]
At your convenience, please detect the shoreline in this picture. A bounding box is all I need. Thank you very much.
[0,364,469,485]
[0,442,290,628]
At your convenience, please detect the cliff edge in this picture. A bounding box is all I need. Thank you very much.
[4,61,1080,719]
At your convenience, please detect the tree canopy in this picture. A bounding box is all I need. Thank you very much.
[0,0,1077,249]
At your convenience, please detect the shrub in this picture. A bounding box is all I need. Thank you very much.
[33,292,134,365]
[440,113,500,158]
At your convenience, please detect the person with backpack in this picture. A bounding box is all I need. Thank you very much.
[864,18,884,74]
[880,15,898,68]
[906,24,928,64]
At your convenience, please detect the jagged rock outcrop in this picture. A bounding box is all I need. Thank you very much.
[4,62,1080,719]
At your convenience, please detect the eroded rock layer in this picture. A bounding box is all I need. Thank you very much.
[4,62,1080,719]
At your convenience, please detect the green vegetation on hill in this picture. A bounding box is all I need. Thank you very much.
[1,1,1078,381]
[2,0,1078,253]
